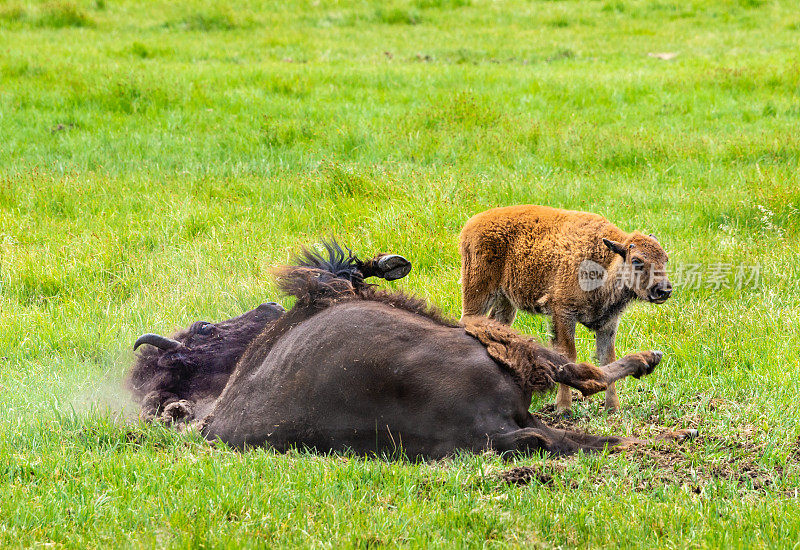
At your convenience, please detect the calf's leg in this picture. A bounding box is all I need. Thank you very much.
[595,319,620,411]
[551,315,577,412]
[459,247,501,320]
[489,292,517,325]
[461,281,495,319]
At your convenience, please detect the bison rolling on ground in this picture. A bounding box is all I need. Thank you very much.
[128,243,412,423]
[129,302,286,423]
[460,205,673,412]
[130,241,686,459]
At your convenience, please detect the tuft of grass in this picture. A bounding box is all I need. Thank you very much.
[37,1,94,28]
[100,78,171,114]
[129,42,150,59]
[262,117,318,147]
[316,161,388,200]
[1,58,38,78]
[546,47,576,62]
[601,0,626,12]
[0,3,26,23]
[417,91,503,130]
[167,8,252,31]
[546,15,571,28]
[415,0,471,8]
[374,7,422,25]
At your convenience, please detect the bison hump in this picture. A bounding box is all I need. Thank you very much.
[460,316,555,395]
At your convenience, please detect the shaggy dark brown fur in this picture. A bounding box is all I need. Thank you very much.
[460,205,673,412]
[218,266,458,393]
[199,260,670,459]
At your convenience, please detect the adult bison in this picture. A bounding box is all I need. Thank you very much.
[197,255,670,459]
[128,243,412,423]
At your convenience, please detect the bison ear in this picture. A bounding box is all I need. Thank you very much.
[603,238,628,259]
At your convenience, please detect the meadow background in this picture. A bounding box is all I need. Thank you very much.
[1,0,799,546]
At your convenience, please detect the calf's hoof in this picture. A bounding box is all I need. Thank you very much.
[375,254,412,281]
[604,383,620,412]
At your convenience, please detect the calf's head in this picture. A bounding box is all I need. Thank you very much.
[603,232,672,304]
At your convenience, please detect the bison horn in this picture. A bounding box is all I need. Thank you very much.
[134,333,183,351]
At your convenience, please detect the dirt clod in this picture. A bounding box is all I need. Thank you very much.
[501,466,553,486]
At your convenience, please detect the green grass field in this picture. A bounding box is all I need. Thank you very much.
[2,0,800,546]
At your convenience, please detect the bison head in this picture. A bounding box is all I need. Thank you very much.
[133,302,285,368]
[128,302,286,418]
[603,232,672,304]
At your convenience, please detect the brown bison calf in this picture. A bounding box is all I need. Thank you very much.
[460,205,672,412]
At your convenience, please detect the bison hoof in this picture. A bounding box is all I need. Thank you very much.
[676,428,699,440]
[642,350,663,376]
[376,254,412,281]
[625,351,663,379]
[159,400,195,425]
[659,428,699,442]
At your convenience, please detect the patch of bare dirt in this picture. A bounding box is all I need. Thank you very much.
[500,463,577,488]
[500,433,799,495]
[534,403,589,430]
[623,439,787,494]
[502,399,800,496]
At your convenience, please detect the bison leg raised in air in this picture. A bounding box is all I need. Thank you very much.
[551,351,662,397]
[358,253,413,281]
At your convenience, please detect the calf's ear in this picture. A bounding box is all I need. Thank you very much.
[603,238,628,259]
[649,233,658,242]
